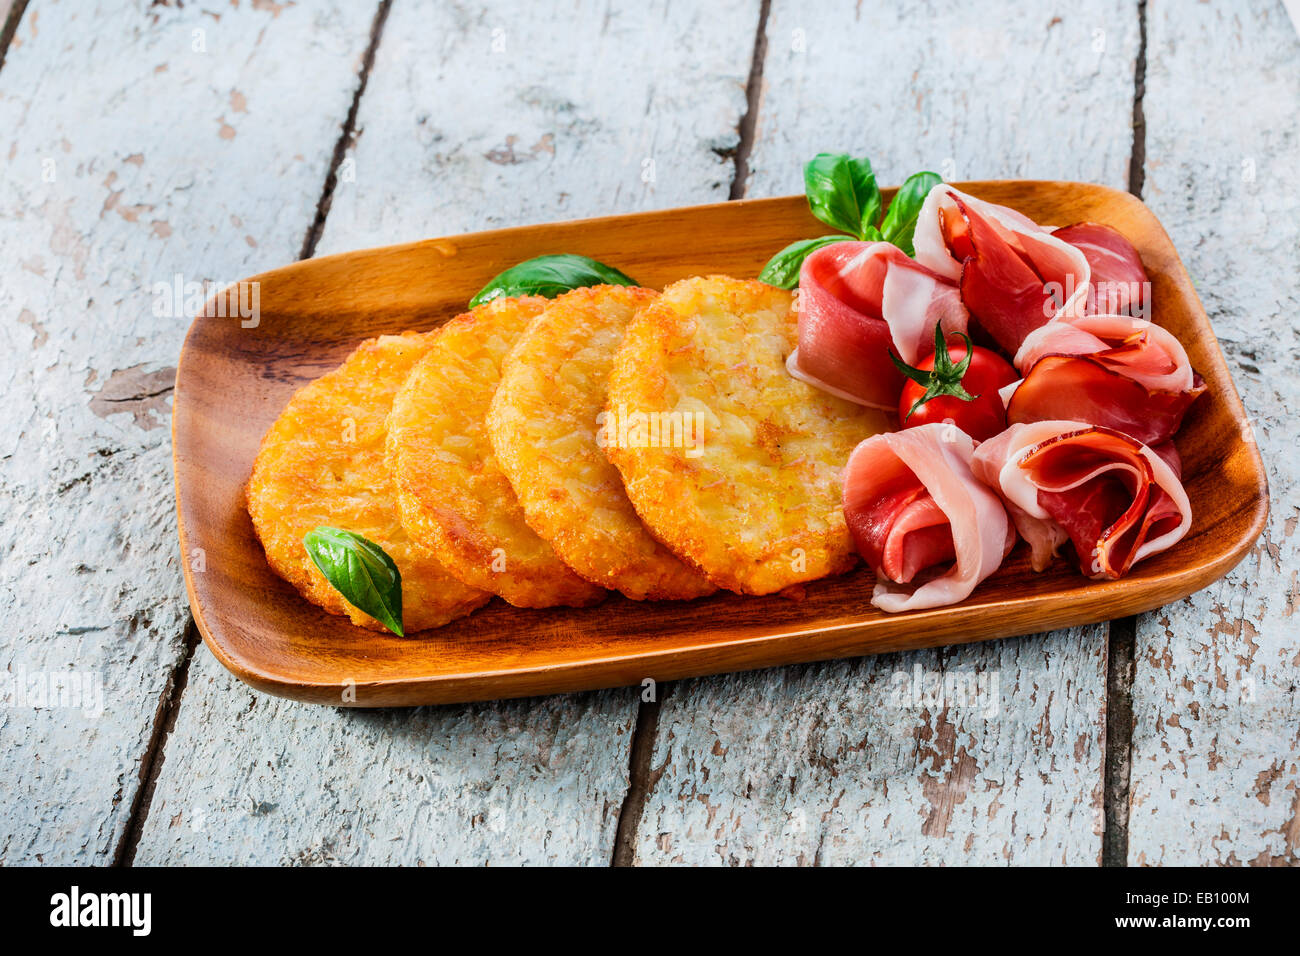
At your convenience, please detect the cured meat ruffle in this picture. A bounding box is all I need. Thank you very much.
[912,185,1092,355]
[843,423,1015,611]
[1051,222,1150,317]
[1013,313,1192,388]
[1004,314,1206,446]
[971,420,1191,578]
[787,241,969,409]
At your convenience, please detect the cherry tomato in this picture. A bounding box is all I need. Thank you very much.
[891,326,1018,442]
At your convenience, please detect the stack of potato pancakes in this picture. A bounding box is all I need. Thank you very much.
[247,277,888,632]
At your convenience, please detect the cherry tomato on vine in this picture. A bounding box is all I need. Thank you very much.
[889,325,1018,442]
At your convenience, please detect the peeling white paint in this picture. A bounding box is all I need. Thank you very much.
[0,0,383,864]
[633,0,1142,866]
[134,0,762,866]
[1129,0,1300,867]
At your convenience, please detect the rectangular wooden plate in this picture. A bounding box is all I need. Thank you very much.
[172,181,1269,706]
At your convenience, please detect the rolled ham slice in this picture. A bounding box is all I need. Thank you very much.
[843,423,1015,612]
[787,241,969,409]
[1013,313,1192,388]
[1005,314,1206,445]
[971,420,1192,579]
[912,185,1091,355]
[1052,222,1150,317]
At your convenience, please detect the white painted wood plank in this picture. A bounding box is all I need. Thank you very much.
[316,0,757,250]
[646,632,1106,865]
[137,652,638,865]
[743,0,1139,195]
[134,0,763,866]
[634,0,1140,865]
[0,0,382,864]
[1128,0,1300,866]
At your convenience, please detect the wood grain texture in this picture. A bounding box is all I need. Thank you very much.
[632,0,1143,865]
[136,0,763,865]
[742,0,1141,195]
[0,0,382,863]
[314,0,758,253]
[1127,0,1300,866]
[172,183,1262,704]
[642,630,1106,865]
[134,651,637,865]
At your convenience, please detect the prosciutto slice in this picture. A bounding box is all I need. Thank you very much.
[1014,313,1192,387]
[787,241,969,409]
[843,423,1014,612]
[1052,222,1150,317]
[1005,314,1206,445]
[913,185,1091,355]
[971,420,1192,579]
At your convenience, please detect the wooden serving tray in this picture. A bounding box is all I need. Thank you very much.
[172,181,1269,706]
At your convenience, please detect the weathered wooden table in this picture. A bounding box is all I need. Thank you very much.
[1,0,1295,866]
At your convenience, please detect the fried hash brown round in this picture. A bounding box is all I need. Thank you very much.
[247,333,491,632]
[604,276,890,595]
[387,296,607,608]
[487,286,716,601]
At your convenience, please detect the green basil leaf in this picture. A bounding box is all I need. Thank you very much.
[469,254,638,308]
[758,235,853,289]
[879,170,942,256]
[803,153,881,240]
[303,527,404,636]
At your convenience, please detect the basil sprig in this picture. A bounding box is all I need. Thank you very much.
[879,170,943,256]
[758,154,944,289]
[804,153,881,240]
[303,527,405,636]
[758,235,851,288]
[469,254,638,308]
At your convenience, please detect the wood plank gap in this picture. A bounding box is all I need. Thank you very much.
[1128,0,1148,197]
[111,620,202,867]
[1101,0,1148,869]
[610,682,672,866]
[117,0,393,867]
[728,0,771,200]
[0,0,30,75]
[298,0,393,261]
[1102,615,1136,866]
[610,1,770,864]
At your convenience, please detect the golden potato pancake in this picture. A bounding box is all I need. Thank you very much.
[487,286,716,601]
[605,276,890,595]
[387,296,606,608]
[247,333,491,632]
